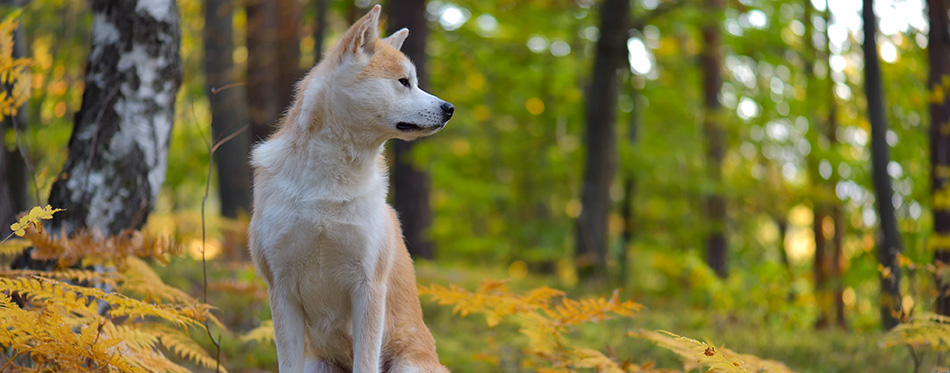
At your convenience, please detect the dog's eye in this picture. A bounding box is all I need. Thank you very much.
[398,78,410,88]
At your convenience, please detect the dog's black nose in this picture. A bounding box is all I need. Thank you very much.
[441,102,454,120]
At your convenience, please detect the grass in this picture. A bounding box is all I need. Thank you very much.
[150,257,913,372]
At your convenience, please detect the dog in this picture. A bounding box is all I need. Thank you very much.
[248,5,453,373]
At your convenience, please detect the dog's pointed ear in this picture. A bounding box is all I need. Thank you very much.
[341,5,381,60]
[383,28,409,50]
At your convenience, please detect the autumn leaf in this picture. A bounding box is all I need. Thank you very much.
[9,205,64,237]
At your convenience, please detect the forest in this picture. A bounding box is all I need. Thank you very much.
[0,0,947,371]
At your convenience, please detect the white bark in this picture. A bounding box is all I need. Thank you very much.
[46,0,182,237]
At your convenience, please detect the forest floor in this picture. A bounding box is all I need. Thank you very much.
[152,258,912,372]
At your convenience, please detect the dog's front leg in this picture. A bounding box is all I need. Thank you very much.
[270,288,307,373]
[352,282,386,373]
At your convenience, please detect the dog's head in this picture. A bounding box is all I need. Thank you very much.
[312,5,453,142]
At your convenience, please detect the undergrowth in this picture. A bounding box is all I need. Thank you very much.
[0,206,225,372]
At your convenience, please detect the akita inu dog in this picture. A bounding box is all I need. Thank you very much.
[248,5,453,372]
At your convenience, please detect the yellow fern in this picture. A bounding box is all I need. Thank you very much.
[119,257,195,304]
[152,325,227,372]
[881,312,950,350]
[8,205,62,237]
[637,330,795,373]
[241,320,275,345]
[420,279,642,371]
[0,9,31,122]
[24,226,178,268]
[0,238,30,256]
[0,293,139,372]
[0,268,119,286]
[0,276,223,372]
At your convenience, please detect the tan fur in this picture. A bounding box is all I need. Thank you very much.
[361,43,410,80]
[248,5,450,373]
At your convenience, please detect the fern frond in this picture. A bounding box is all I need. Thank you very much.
[881,312,950,350]
[119,257,195,304]
[0,268,119,286]
[638,330,743,372]
[0,277,203,327]
[568,347,627,372]
[546,289,643,326]
[637,330,794,373]
[134,351,193,373]
[25,227,178,268]
[0,238,30,257]
[153,325,228,372]
[420,280,646,371]
[0,296,142,372]
[105,323,161,352]
[241,320,275,344]
[0,277,99,317]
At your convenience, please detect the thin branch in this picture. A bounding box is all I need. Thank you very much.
[210,81,245,96]
[630,0,689,31]
[907,344,921,373]
[198,117,221,373]
[196,82,250,373]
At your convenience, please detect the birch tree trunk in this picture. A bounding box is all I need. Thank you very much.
[43,0,182,237]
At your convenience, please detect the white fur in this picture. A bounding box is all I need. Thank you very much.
[249,5,451,373]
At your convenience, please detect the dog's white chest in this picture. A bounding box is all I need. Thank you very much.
[262,191,390,337]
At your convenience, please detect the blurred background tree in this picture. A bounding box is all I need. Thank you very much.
[388,0,436,259]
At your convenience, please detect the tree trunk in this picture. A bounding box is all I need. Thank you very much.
[700,0,727,278]
[776,217,791,274]
[804,0,836,329]
[276,0,302,112]
[0,136,14,229]
[245,0,280,142]
[41,0,182,238]
[312,0,329,63]
[928,0,950,316]
[619,83,639,285]
[0,12,29,228]
[573,0,630,282]
[386,0,435,259]
[832,205,847,327]
[822,0,847,328]
[205,0,253,218]
[346,2,361,24]
[813,208,832,328]
[862,0,903,330]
